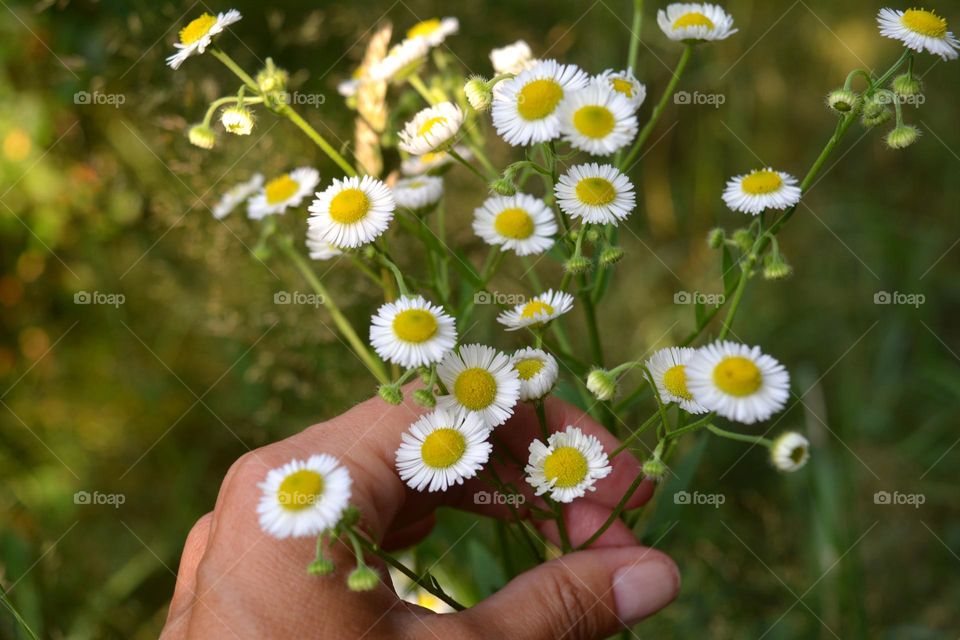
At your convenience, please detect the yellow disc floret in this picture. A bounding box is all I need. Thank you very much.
[515,358,545,380]
[901,9,947,38]
[521,300,554,319]
[517,79,564,121]
[576,177,617,206]
[573,106,615,139]
[265,174,299,205]
[543,446,589,488]
[663,365,693,400]
[454,368,497,410]
[392,309,438,343]
[740,170,783,195]
[611,78,635,98]
[329,188,370,223]
[180,13,217,45]
[420,428,466,468]
[407,19,441,39]
[713,356,763,397]
[418,117,447,137]
[494,208,535,239]
[277,469,324,511]
[673,12,715,30]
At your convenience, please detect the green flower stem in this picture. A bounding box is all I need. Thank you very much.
[448,147,492,183]
[534,399,550,440]
[210,48,258,90]
[619,44,693,171]
[203,95,263,125]
[575,469,647,550]
[707,423,773,447]
[609,411,661,457]
[375,247,411,297]
[464,141,499,177]
[485,465,545,563]
[579,273,604,365]
[553,500,573,553]
[408,73,438,104]
[277,238,390,384]
[627,0,645,73]
[717,254,754,340]
[664,413,715,439]
[0,591,39,640]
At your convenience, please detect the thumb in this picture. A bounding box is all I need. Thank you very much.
[436,547,680,640]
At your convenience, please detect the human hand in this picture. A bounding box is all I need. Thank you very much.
[161,393,680,639]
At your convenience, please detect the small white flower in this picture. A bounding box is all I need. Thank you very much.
[877,8,959,61]
[305,227,344,261]
[594,68,647,111]
[555,163,636,225]
[646,347,709,414]
[212,173,263,220]
[398,102,464,156]
[512,348,559,401]
[257,454,352,539]
[685,340,790,424]
[368,37,430,82]
[436,344,521,429]
[401,146,472,176]
[307,175,396,248]
[472,193,557,256]
[369,295,457,369]
[392,176,444,211]
[490,40,537,75]
[722,168,802,215]
[247,167,319,220]
[167,10,242,70]
[770,432,810,472]
[525,426,612,503]
[405,17,459,47]
[492,59,590,146]
[338,77,361,98]
[558,84,638,156]
[497,289,574,331]
[221,105,254,135]
[395,409,492,492]
[657,3,737,42]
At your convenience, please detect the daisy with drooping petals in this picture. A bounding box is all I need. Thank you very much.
[525,426,612,503]
[392,176,444,211]
[307,176,396,248]
[512,348,559,401]
[555,163,636,224]
[657,3,737,43]
[401,146,471,176]
[212,173,263,219]
[368,37,430,82]
[557,84,638,155]
[257,454,352,539]
[595,68,647,111]
[247,167,319,220]
[472,193,558,256]
[436,344,521,429]
[646,347,709,414]
[492,59,590,146]
[395,409,491,492]
[770,432,810,472]
[398,102,464,155]
[722,168,802,215]
[490,40,537,75]
[877,8,959,61]
[496,290,574,331]
[167,9,242,69]
[369,296,457,369]
[406,17,459,47]
[305,227,343,261]
[685,341,790,424]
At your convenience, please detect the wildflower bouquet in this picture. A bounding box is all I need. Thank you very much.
[166,1,956,614]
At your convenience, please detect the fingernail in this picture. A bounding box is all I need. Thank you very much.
[612,558,681,624]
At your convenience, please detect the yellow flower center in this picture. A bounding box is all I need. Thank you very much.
[517,79,564,121]
[454,368,497,410]
[392,309,438,343]
[418,116,447,137]
[572,105,615,139]
[663,365,693,400]
[521,300,554,319]
[420,428,466,468]
[179,13,218,45]
[264,174,299,205]
[673,12,715,30]
[713,356,763,397]
[575,177,617,206]
[329,188,370,224]
[543,446,589,488]
[407,18,441,39]
[277,469,324,511]
[494,207,535,239]
[611,78,634,98]
[515,357,544,380]
[901,9,947,38]
[789,445,807,465]
[740,170,783,195]
[421,151,444,164]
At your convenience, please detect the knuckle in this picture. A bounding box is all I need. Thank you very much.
[539,565,603,640]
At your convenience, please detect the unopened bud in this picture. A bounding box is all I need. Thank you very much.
[826,88,859,114]
[707,227,725,249]
[188,123,216,149]
[564,255,593,274]
[413,388,436,408]
[599,246,625,267]
[885,124,920,150]
[464,76,492,112]
[347,565,379,592]
[586,369,617,401]
[378,384,403,405]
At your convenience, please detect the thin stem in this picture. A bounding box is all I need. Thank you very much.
[0,591,39,640]
[627,0,644,73]
[553,500,573,553]
[610,411,660,457]
[203,95,263,125]
[575,470,647,550]
[277,103,357,176]
[534,400,550,440]
[408,73,438,104]
[664,413,715,439]
[210,48,258,90]
[717,258,752,340]
[707,423,773,447]
[448,147,492,183]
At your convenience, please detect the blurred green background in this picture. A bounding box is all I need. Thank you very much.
[1,0,958,637]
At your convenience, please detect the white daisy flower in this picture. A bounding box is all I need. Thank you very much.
[555,163,636,224]
[166,10,242,70]
[595,68,647,111]
[657,3,737,42]
[525,426,612,503]
[368,37,430,82]
[722,168,802,216]
[685,341,791,424]
[512,347,559,401]
[247,167,319,220]
[307,175,396,248]
[257,454,352,539]
[472,193,558,256]
[405,17,459,47]
[770,432,810,472]
[646,347,709,414]
[212,173,263,220]
[496,289,574,331]
[557,84,638,156]
[491,59,590,146]
[490,40,537,75]
[369,295,457,369]
[305,226,343,261]
[401,146,472,175]
[393,176,444,211]
[395,409,491,492]
[436,344,521,429]
[398,102,464,156]
[877,8,959,61]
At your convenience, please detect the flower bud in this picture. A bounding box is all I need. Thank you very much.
[489,176,517,196]
[826,88,859,114]
[598,246,625,267]
[188,123,216,149]
[308,558,335,576]
[464,76,492,112]
[707,227,725,249]
[885,124,920,150]
[378,384,403,405]
[586,369,617,402]
[860,97,892,128]
[221,105,255,136]
[584,228,601,244]
[891,73,922,98]
[642,457,667,481]
[731,228,754,253]
[762,253,792,280]
[770,431,810,472]
[564,255,593,274]
[413,388,436,408]
[257,58,289,93]
[346,565,379,591]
